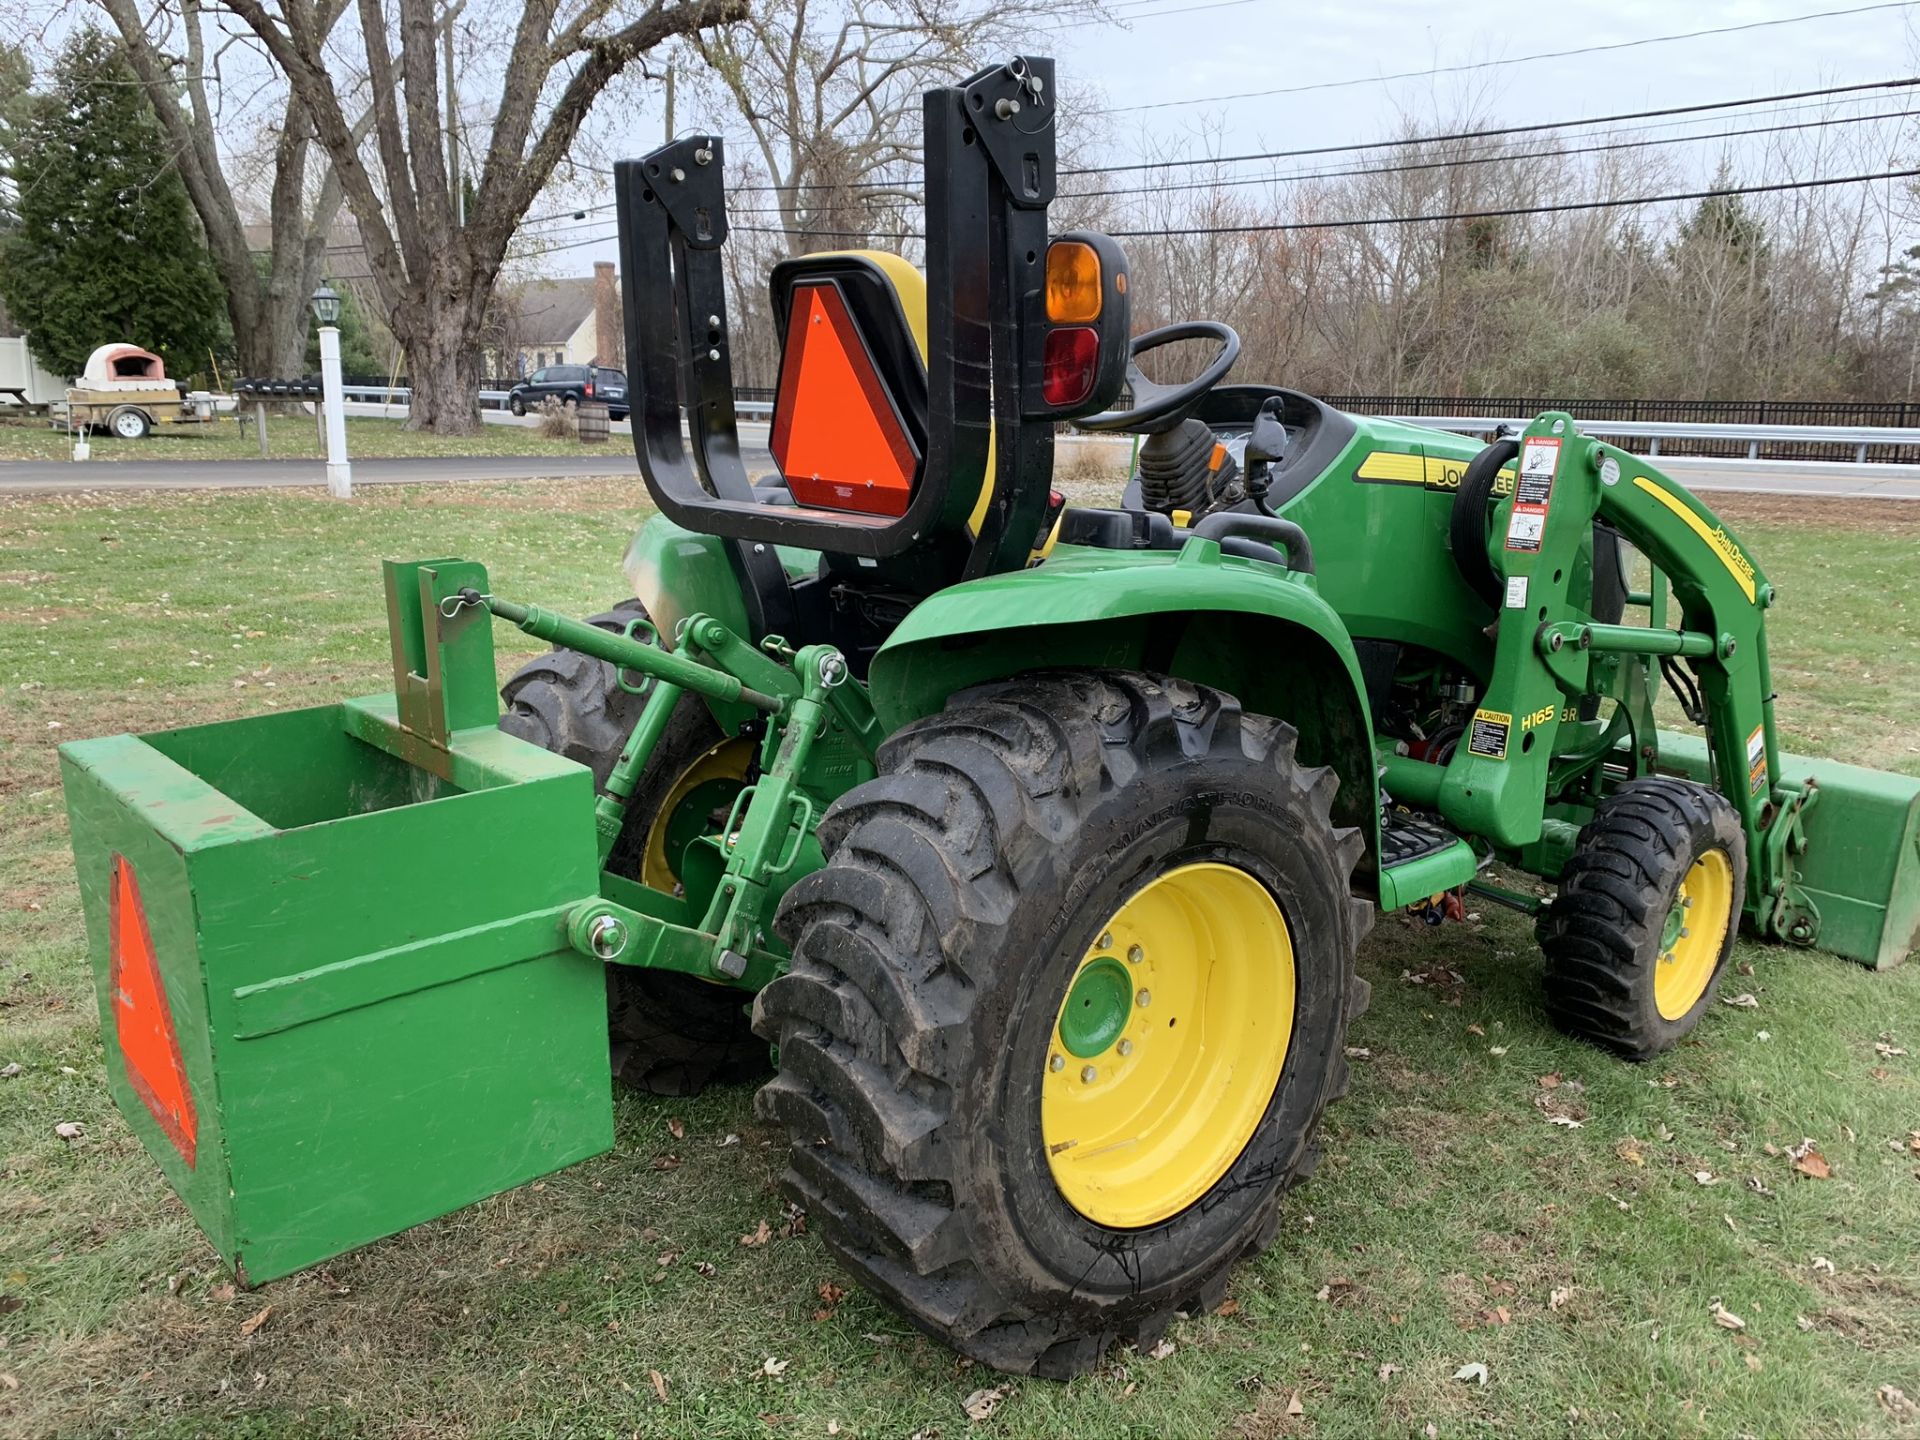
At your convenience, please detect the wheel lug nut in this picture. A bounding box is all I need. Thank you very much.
[1049,1054,1064,1073]
[1682,896,1693,909]
[1127,944,1144,964]
[1136,989,1151,1007]
[1118,1039,1134,1057]
[1080,1065,1097,1083]
[1679,926,1690,939]
[1098,932,1112,950]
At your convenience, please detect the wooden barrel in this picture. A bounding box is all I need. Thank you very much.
[577,402,610,444]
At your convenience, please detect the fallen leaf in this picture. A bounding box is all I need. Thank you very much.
[962,1384,1009,1421]
[0,1296,23,1315]
[1693,1170,1721,1186]
[1736,961,1755,976]
[828,1423,842,1436]
[1879,1384,1918,1421]
[649,1369,669,1403]
[1745,1352,1764,1373]
[1546,1115,1583,1129]
[656,1251,678,1267]
[1793,1148,1832,1180]
[1615,1139,1645,1167]
[1812,1256,1836,1275]
[760,1356,790,1378]
[1796,1315,1815,1332]
[1876,1041,1908,1058]
[651,1154,681,1171]
[1483,1306,1511,1326]
[1146,1337,1176,1362]
[1453,1361,1488,1385]
[694,1261,717,1277]
[53,1121,83,1141]
[1466,1023,1485,1036]
[238,1305,273,1337]
[818,1282,847,1308]
[718,1133,741,1147]
[1549,1286,1572,1311]
[1710,1300,1746,1332]
[1343,1046,1372,1060]
[0,1374,17,1391]
[740,1220,773,1248]
[1656,1123,1674,1142]
[667,1117,686,1140]
[1721,992,1760,1009]
[1213,1298,1241,1318]
[1538,1072,1562,1089]
[1378,1362,1401,1382]
[1314,1276,1356,1304]
[0,1063,20,1078]
[1488,1046,1508,1056]
[210,1283,236,1303]
[1286,1389,1305,1417]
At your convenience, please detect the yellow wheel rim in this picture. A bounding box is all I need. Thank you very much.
[1654,848,1735,1021]
[639,737,754,892]
[1041,862,1296,1229]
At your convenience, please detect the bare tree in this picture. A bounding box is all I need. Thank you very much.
[685,0,1096,253]
[96,0,363,380]
[217,0,743,431]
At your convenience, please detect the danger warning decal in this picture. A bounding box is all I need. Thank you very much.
[1468,709,1512,760]
[109,855,197,1167]
[1505,436,1560,553]
[1746,723,1769,798]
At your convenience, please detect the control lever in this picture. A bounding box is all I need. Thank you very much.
[1245,396,1290,465]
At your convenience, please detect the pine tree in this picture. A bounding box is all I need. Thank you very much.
[0,29,224,380]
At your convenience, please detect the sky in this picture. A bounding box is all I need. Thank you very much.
[529,0,1920,271]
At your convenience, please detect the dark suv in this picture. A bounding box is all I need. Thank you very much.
[505,365,629,420]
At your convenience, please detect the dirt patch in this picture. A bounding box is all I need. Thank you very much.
[1707,493,1920,530]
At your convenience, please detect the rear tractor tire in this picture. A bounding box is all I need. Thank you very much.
[756,670,1373,1377]
[1537,777,1745,1060]
[499,600,767,1096]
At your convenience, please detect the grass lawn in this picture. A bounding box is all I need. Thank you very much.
[1,483,1918,1439]
[0,414,624,464]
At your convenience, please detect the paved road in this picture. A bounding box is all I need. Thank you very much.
[5,446,1920,498]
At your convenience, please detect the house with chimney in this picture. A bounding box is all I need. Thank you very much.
[492,261,624,376]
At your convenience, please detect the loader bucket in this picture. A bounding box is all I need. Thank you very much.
[58,695,615,1285]
[1659,732,1920,970]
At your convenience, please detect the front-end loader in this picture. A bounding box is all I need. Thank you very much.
[57,56,1920,1378]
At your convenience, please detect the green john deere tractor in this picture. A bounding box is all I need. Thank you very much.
[58,56,1920,1378]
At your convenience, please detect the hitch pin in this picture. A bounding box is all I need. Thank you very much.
[439,589,492,619]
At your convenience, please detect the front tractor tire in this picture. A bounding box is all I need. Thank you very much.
[499,600,767,1097]
[756,671,1373,1377]
[1537,777,1746,1060]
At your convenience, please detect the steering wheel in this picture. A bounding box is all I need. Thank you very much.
[1073,321,1240,434]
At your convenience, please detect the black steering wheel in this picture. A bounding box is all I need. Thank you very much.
[1073,320,1240,434]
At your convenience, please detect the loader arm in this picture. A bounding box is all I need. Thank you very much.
[1392,413,1910,960]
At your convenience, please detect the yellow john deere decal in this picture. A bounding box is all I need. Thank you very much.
[1355,451,1514,497]
[1632,476,1757,603]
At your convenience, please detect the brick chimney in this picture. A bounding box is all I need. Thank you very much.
[592,261,623,368]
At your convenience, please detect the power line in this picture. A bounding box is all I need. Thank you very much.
[722,165,1920,242]
[715,101,1920,218]
[1096,0,1920,114]
[1102,166,1920,237]
[1064,76,1920,175]
[710,76,1920,194]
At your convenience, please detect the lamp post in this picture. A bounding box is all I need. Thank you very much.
[311,283,351,497]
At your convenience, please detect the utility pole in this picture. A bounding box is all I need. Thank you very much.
[664,63,675,142]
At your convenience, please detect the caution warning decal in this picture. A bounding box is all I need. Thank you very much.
[109,855,198,1168]
[1468,709,1513,760]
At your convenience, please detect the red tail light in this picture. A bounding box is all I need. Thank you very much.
[1042,326,1099,408]
[585,379,595,396]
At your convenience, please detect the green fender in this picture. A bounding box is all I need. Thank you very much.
[867,540,1385,879]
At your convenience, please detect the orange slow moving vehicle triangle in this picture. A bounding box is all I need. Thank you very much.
[770,280,919,517]
[109,855,198,1167]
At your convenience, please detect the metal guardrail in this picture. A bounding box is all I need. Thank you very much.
[334,386,1920,462]
[1384,416,1920,464]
